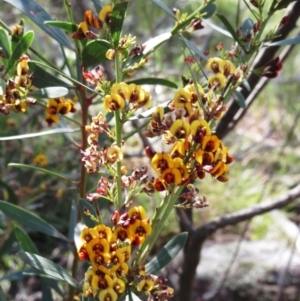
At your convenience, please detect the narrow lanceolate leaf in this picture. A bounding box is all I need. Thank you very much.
[4,0,74,50]
[150,0,176,19]
[127,78,178,89]
[0,128,80,141]
[14,226,39,254]
[0,28,11,59]
[28,62,72,88]
[6,31,34,75]
[241,18,254,34]
[68,200,78,240]
[111,2,128,47]
[18,252,81,290]
[91,0,102,12]
[267,36,300,47]
[0,231,16,258]
[42,278,64,297]
[42,284,53,301]
[216,14,247,53]
[0,200,67,240]
[143,32,172,56]
[201,3,217,19]
[0,78,6,96]
[202,19,232,38]
[44,21,78,34]
[28,87,69,98]
[234,90,246,108]
[0,285,7,301]
[123,32,172,70]
[243,80,251,92]
[146,232,188,274]
[180,37,208,61]
[8,163,77,184]
[82,39,111,68]
[126,289,143,301]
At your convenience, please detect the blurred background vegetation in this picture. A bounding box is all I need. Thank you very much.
[1,0,300,300]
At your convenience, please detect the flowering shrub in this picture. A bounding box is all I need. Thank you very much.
[0,0,298,300]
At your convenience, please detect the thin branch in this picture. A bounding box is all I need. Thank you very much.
[216,0,300,139]
[178,183,300,301]
[194,183,300,241]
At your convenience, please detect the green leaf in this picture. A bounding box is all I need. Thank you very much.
[0,284,7,301]
[150,0,176,19]
[127,78,177,89]
[42,284,53,301]
[91,0,102,12]
[0,78,6,96]
[267,36,300,46]
[123,33,172,70]
[234,90,246,108]
[79,199,97,227]
[241,18,254,34]
[44,21,78,33]
[68,200,77,240]
[28,61,72,88]
[4,0,74,50]
[0,268,34,281]
[143,32,172,56]
[201,3,217,19]
[28,87,69,98]
[18,251,81,290]
[111,2,128,47]
[14,225,39,254]
[146,232,188,274]
[202,19,232,37]
[8,163,77,184]
[216,14,247,53]
[82,39,112,68]
[125,288,142,301]
[0,28,11,59]
[42,278,64,297]
[242,80,251,92]
[0,228,16,258]
[6,31,34,75]
[0,128,80,141]
[0,200,68,240]
[180,36,208,61]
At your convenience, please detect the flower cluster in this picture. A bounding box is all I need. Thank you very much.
[206,57,236,90]
[33,153,48,167]
[45,97,76,127]
[143,58,236,192]
[78,206,153,301]
[72,5,112,40]
[103,82,151,113]
[82,82,151,175]
[0,55,35,115]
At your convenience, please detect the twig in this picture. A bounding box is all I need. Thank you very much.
[216,0,300,139]
[194,183,300,240]
[178,183,300,301]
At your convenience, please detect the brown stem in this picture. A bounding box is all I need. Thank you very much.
[177,183,300,301]
[79,84,89,199]
[215,0,300,139]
